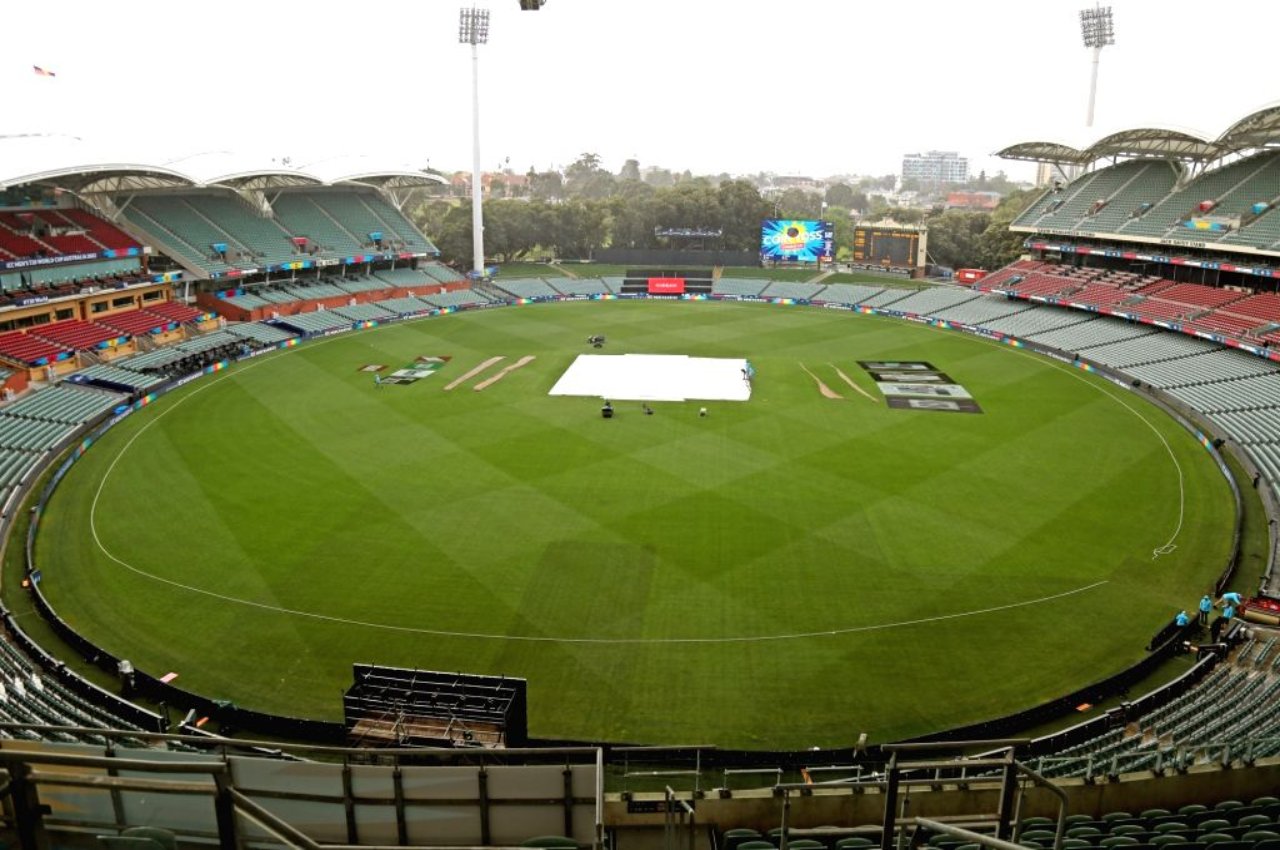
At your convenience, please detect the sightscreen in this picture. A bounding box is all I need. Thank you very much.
[760,219,834,262]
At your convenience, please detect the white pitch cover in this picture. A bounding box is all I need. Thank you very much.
[548,354,751,402]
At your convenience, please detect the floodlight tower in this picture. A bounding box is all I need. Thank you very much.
[459,7,490,279]
[1079,4,1115,128]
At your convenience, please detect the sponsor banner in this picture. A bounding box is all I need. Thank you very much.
[871,371,955,384]
[859,360,936,371]
[879,382,974,400]
[886,397,982,414]
[648,278,686,294]
[1,250,101,271]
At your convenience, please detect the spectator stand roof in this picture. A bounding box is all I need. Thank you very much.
[0,135,192,194]
[0,139,449,249]
[997,103,1280,180]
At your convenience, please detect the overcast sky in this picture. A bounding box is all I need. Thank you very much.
[4,0,1278,184]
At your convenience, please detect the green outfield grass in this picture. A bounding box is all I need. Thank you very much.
[35,300,1235,749]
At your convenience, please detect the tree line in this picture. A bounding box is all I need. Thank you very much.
[412,154,1037,272]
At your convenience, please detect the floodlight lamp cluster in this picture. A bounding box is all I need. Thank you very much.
[459,7,490,45]
[1079,4,1115,48]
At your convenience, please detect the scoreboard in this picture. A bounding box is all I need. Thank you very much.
[852,225,926,275]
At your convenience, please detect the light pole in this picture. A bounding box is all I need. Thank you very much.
[459,7,490,279]
[1079,4,1115,129]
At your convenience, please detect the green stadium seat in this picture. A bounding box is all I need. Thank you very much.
[1023,819,1056,831]
[1196,835,1232,846]
[1213,802,1244,812]
[1100,837,1140,848]
[788,841,826,850]
[835,839,875,850]
[1104,814,1136,824]
[521,837,580,849]
[1251,798,1280,808]
[1237,815,1271,829]
[1197,822,1232,836]
[1069,828,1104,839]
[1242,832,1280,843]
[1021,831,1058,843]
[1112,826,1147,837]
[1152,824,1189,835]
[1149,836,1187,846]
[725,830,762,850]
[1179,807,1209,818]
[1067,816,1098,826]
[99,839,165,850]
[1143,812,1174,821]
[1062,840,1094,850]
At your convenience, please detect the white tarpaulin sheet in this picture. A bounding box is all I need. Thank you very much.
[548,354,751,402]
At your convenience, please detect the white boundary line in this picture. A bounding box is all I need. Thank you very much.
[76,304,1195,645]
[999,346,1185,559]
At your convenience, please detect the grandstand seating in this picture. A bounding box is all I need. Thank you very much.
[423,289,493,309]
[0,224,51,260]
[1114,154,1280,242]
[33,319,123,351]
[335,274,393,294]
[332,302,396,323]
[56,208,141,252]
[357,192,438,253]
[760,281,828,300]
[1085,161,1184,233]
[179,194,298,267]
[493,277,560,299]
[421,263,466,284]
[71,364,165,393]
[0,331,71,366]
[225,322,297,346]
[97,309,176,337]
[926,293,1035,327]
[375,296,437,315]
[879,287,982,315]
[271,310,354,335]
[551,277,609,296]
[1037,642,1280,780]
[145,300,206,324]
[2,384,123,423]
[270,193,363,255]
[814,284,885,305]
[122,196,245,274]
[0,415,79,452]
[1032,160,1155,231]
[712,278,768,297]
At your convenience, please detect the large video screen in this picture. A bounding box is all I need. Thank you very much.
[760,219,834,262]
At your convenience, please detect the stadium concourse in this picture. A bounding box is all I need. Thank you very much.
[0,132,1279,846]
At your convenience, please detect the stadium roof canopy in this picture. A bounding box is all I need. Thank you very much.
[993,142,1088,166]
[0,137,445,194]
[298,155,446,190]
[161,151,323,190]
[0,134,193,193]
[1217,103,1280,152]
[1082,127,1222,162]
[997,103,1280,167]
